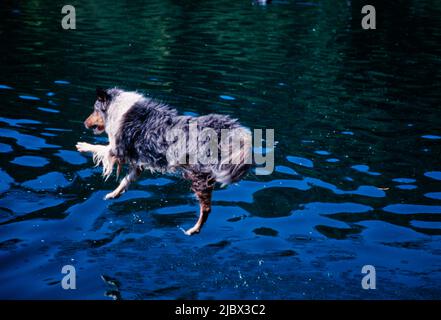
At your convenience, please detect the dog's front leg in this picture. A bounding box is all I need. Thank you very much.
[104,167,141,200]
[76,142,116,179]
[76,142,106,154]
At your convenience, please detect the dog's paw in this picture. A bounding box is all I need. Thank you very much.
[104,190,122,200]
[76,142,92,153]
[184,226,200,236]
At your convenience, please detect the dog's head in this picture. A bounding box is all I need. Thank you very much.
[84,88,112,135]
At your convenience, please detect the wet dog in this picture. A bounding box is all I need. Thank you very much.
[76,88,252,235]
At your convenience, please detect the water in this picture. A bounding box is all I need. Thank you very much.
[1,0,441,299]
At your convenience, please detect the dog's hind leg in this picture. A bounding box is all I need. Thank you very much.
[104,167,141,200]
[185,177,215,236]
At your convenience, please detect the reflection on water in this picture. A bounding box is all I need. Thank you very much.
[0,0,441,299]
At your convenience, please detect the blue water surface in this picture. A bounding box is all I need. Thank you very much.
[0,0,440,300]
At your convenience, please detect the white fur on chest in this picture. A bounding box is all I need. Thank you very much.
[105,91,142,149]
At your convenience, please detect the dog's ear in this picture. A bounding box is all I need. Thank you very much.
[96,87,110,102]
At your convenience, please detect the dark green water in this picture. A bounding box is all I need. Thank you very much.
[1,0,441,299]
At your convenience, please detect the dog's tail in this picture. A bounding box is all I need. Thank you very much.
[212,127,253,186]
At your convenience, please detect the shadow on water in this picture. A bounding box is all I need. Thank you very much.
[0,0,441,299]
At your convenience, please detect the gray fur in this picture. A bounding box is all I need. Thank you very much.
[98,88,252,187]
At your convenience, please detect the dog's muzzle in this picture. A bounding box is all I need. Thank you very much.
[84,121,105,135]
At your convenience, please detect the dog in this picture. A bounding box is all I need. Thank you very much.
[76,88,252,235]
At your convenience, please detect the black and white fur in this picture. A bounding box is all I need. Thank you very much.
[76,88,251,235]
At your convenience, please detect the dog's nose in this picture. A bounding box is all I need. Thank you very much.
[84,120,91,129]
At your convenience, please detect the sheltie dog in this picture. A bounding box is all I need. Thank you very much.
[76,88,252,235]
